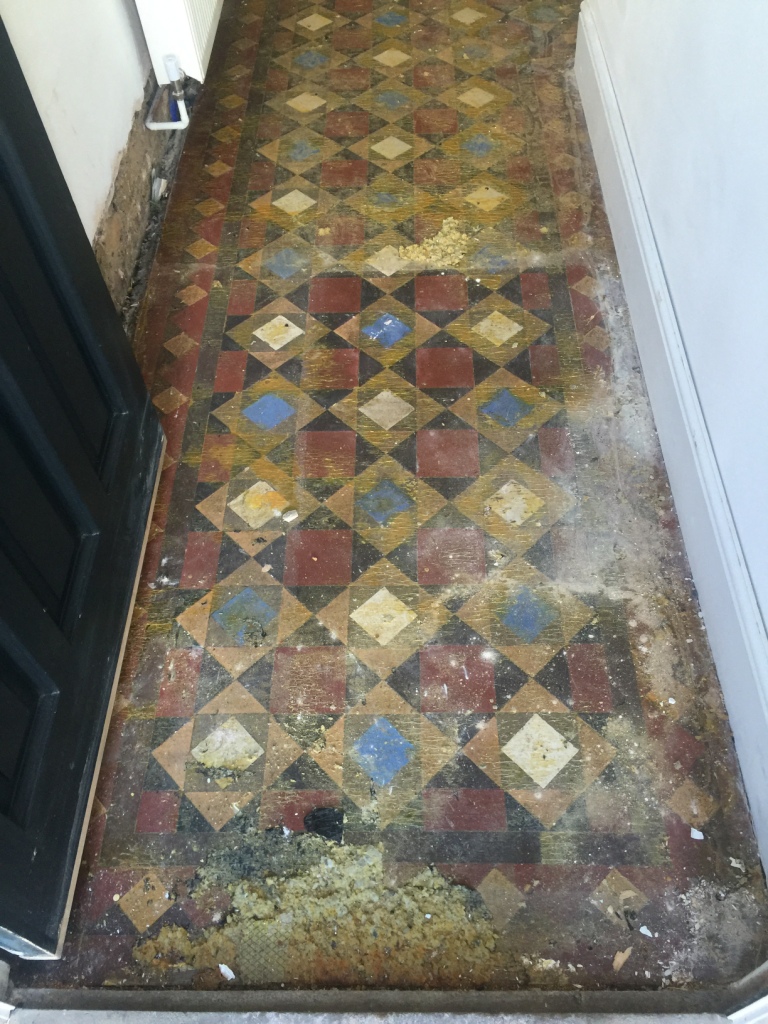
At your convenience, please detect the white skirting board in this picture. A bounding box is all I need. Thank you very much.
[575,1,768,869]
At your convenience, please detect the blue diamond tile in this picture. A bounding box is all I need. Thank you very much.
[377,90,410,111]
[481,388,533,428]
[212,587,278,646]
[373,191,401,208]
[462,133,494,157]
[352,717,414,786]
[288,138,321,162]
[358,479,413,525]
[375,10,406,25]
[243,394,295,429]
[294,50,328,68]
[473,246,514,274]
[362,313,411,348]
[264,247,308,280]
[500,587,557,643]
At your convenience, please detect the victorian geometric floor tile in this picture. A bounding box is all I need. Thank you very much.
[14,0,768,996]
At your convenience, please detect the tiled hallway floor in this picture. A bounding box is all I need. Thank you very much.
[16,0,768,995]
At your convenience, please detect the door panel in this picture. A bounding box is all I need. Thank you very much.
[0,16,165,959]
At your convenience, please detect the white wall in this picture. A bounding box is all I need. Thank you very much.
[0,0,150,239]
[588,0,768,629]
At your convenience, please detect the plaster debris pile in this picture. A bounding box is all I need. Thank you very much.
[398,218,471,267]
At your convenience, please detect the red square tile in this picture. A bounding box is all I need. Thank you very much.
[415,274,467,311]
[416,346,474,388]
[248,159,276,192]
[295,430,357,478]
[324,111,370,138]
[413,107,458,136]
[180,532,222,588]
[136,791,180,834]
[213,350,248,392]
[270,646,347,711]
[413,159,461,187]
[316,215,366,246]
[423,789,507,831]
[283,529,353,585]
[529,345,560,384]
[413,63,455,90]
[227,279,258,314]
[157,648,203,717]
[302,348,360,389]
[239,217,267,250]
[199,434,235,482]
[259,789,342,830]
[539,425,575,477]
[520,271,552,310]
[416,429,480,477]
[507,156,533,183]
[329,67,371,94]
[321,159,369,188]
[308,276,362,313]
[418,527,486,584]
[566,644,612,712]
[265,67,290,93]
[333,26,372,51]
[420,645,495,712]
[412,22,450,47]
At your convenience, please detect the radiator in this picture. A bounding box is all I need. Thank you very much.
[134,0,224,84]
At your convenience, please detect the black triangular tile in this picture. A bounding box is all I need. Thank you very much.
[274,356,304,385]
[386,539,417,581]
[194,653,236,711]
[390,349,417,385]
[426,752,499,790]
[387,652,420,707]
[355,433,384,474]
[428,617,487,646]
[391,279,416,308]
[478,434,507,473]
[307,388,355,408]
[177,796,215,833]
[422,476,475,499]
[504,793,546,831]
[244,354,273,388]
[422,387,471,407]
[238,654,275,708]
[286,585,345,613]
[312,312,357,331]
[346,657,381,706]
[271,753,339,791]
[496,275,523,306]
[359,350,385,384]
[221,333,243,351]
[225,313,252,333]
[255,534,286,580]
[388,433,417,474]
[301,409,349,431]
[275,713,339,749]
[360,278,385,309]
[283,617,342,646]
[467,279,493,305]
[512,432,540,471]
[495,655,528,707]
[421,407,473,430]
[524,532,556,578]
[216,534,251,581]
[300,507,349,530]
[351,532,384,579]
[300,478,347,501]
[505,349,531,383]
[536,650,572,705]
[472,350,500,386]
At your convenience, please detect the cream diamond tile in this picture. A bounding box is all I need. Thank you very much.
[366,244,411,277]
[591,869,649,929]
[373,47,410,67]
[445,296,549,363]
[350,587,417,645]
[254,314,305,350]
[501,713,577,788]
[287,91,327,114]
[452,6,485,22]
[465,183,506,211]
[488,479,544,526]
[372,136,412,160]
[191,717,265,772]
[272,189,317,215]
[297,11,332,30]
[228,480,289,528]
[458,86,495,109]
[359,389,414,430]
[473,309,524,346]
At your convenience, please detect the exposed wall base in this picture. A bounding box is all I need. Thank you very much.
[575,1,768,869]
[92,75,181,311]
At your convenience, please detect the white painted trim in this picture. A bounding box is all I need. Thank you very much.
[730,991,768,1024]
[575,1,768,868]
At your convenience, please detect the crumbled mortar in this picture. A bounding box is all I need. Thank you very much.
[399,217,471,267]
[134,830,502,988]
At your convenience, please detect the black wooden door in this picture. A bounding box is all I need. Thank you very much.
[0,21,164,958]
